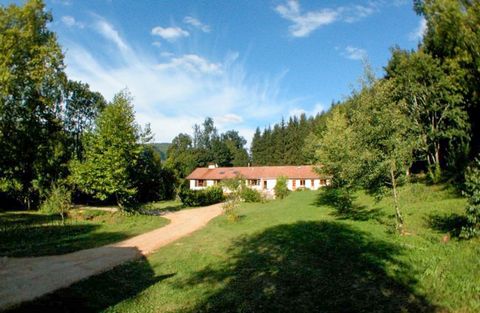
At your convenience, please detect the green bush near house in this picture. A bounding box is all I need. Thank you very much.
[239,186,263,203]
[274,176,289,199]
[179,186,225,207]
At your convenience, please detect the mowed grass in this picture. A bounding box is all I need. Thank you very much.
[0,209,169,257]
[9,184,480,313]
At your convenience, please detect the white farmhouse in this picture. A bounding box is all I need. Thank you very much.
[186,164,330,193]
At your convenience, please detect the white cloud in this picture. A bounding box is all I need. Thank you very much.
[409,18,427,41]
[151,26,189,41]
[183,16,211,32]
[95,19,129,52]
[156,54,222,75]
[275,0,338,37]
[152,41,162,47]
[343,46,367,61]
[215,113,243,125]
[63,19,289,143]
[275,0,381,37]
[61,15,84,28]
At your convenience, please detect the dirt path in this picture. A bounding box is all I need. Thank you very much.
[0,203,223,310]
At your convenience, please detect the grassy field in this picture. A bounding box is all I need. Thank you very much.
[8,184,480,312]
[0,209,169,257]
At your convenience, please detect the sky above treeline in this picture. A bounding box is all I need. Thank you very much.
[3,0,425,143]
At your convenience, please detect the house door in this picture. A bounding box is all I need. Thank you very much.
[263,180,267,189]
[292,179,296,190]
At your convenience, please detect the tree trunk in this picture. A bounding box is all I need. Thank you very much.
[390,165,404,234]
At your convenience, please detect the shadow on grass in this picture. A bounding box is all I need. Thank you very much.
[0,213,142,257]
[179,221,437,313]
[313,189,385,222]
[7,255,175,313]
[0,212,61,226]
[425,213,467,237]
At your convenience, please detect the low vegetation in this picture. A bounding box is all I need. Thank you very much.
[179,186,224,207]
[11,184,479,312]
[0,209,169,257]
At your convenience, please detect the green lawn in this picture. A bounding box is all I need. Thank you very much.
[8,184,480,313]
[0,209,169,257]
[140,199,185,214]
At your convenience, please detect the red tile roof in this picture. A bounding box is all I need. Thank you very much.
[186,165,325,180]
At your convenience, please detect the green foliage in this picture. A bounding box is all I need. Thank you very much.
[274,176,289,199]
[69,90,141,208]
[314,78,415,233]
[386,48,469,182]
[251,113,316,166]
[179,186,225,207]
[39,185,72,224]
[0,0,67,208]
[316,186,353,213]
[461,157,480,238]
[239,186,263,203]
[315,108,359,190]
[63,80,107,160]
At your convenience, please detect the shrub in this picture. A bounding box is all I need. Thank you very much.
[274,176,289,199]
[40,185,72,225]
[240,186,263,203]
[460,157,480,239]
[179,186,225,207]
[316,186,353,213]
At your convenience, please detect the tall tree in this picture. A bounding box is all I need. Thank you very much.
[221,130,249,166]
[385,48,469,181]
[63,80,106,159]
[351,80,416,233]
[70,90,141,208]
[0,0,66,208]
[417,0,480,162]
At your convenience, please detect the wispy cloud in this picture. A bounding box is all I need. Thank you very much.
[275,0,338,37]
[151,26,189,41]
[63,18,290,143]
[343,46,367,61]
[61,15,84,28]
[183,16,211,32]
[95,19,129,52]
[409,18,427,41]
[156,54,222,75]
[275,0,381,37]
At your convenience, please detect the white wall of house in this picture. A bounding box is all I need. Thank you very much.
[189,178,327,191]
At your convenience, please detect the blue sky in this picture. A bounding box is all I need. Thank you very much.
[4,0,426,143]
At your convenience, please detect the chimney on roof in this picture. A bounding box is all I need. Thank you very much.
[208,163,218,169]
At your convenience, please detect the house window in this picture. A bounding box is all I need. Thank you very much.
[248,179,260,186]
[300,179,305,187]
[311,179,315,187]
[320,179,326,186]
[263,180,267,189]
[196,180,205,187]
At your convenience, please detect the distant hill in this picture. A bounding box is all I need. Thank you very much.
[150,143,171,161]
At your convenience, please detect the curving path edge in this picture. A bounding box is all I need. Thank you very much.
[0,203,223,310]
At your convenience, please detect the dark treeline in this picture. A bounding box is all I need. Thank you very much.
[165,117,249,181]
[251,113,329,166]
[0,0,174,210]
